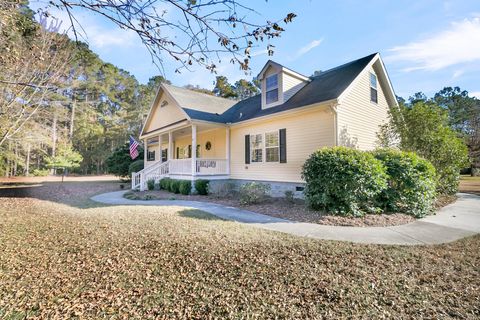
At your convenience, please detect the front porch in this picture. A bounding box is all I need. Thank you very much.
[132,122,230,190]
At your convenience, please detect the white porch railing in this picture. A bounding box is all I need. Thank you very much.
[131,158,228,190]
[132,160,169,190]
[196,158,227,175]
[169,159,192,175]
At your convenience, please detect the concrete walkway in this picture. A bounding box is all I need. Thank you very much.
[91,191,480,245]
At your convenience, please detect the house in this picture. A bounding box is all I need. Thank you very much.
[133,53,397,195]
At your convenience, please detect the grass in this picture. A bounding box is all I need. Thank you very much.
[460,175,480,196]
[0,180,479,318]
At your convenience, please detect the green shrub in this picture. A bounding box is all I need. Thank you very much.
[239,182,271,205]
[32,168,49,176]
[179,180,192,195]
[143,194,155,200]
[128,160,144,177]
[302,147,387,216]
[146,179,155,190]
[373,149,437,218]
[194,179,210,195]
[170,179,181,194]
[284,190,295,203]
[160,178,171,190]
[380,101,469,195]
[124,191,140,200]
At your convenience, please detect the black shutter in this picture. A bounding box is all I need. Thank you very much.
[245,135,250,164]
[188,145,192,158]
[176,147,179,159]
[279,128,287,163]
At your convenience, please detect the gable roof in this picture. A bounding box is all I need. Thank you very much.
[162,84,236,114]
[147,53,387,128]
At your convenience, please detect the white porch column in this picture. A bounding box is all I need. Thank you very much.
[140,138,147,191]
[168,131,173,160]
[191,124,197,177]
[143,139,148,164]
[225,127,230,175]
[158,134,163,163]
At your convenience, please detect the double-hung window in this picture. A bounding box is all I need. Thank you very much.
[370,72,378,103]
[265,74,279,104]
[250,134,263,162]
[265,131,279,162]
[147,150,155,161]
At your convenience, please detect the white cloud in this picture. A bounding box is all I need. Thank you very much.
[452,69,464,79]
[295,38,323,59]
[387,16,480,72]
[470,91,480,99]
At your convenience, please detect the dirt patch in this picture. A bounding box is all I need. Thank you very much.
[126,190,417,227]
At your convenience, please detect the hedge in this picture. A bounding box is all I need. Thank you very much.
[160,177,191,195]
[302,147,387,216]
[194,179,209,195]
[373,149,437,217]
[179,180,192,195]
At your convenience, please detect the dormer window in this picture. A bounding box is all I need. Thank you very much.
[265,74,279,104]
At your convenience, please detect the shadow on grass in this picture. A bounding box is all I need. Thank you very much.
[178,208,225,221]
[0,180,124,209]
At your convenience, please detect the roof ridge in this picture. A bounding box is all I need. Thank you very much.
[310,52,378,79]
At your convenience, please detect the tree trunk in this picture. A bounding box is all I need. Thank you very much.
[69,102,75,140]
[13,142,18,176]
[25,143,31,176]
[52,113,57,157]
[52,113,57,175]
[5,140,11,178]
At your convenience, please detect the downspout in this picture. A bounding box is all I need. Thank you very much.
[330,104,339,146]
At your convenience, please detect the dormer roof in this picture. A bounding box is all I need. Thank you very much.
[257,60,310,81]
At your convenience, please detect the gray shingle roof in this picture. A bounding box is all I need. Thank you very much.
[167,53,378,124]
[163,84,236,114]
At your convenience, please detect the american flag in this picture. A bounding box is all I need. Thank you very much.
[129,136,139,159]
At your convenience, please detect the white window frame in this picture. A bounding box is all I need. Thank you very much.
[370,72,378,104]
[250,134,263,163]
[265,74,279,105]
[249,130,280,164]
[265,131,280,163]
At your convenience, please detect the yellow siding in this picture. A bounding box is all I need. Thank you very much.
[143,92,186,133]
[337,64,390,150]
[173,128,226,159]
[230,108,334,183]
[283,72,306,101]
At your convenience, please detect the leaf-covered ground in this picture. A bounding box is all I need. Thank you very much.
[0,180,479,319]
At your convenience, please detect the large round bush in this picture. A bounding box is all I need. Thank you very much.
[373,149,437,218]
[302,147,387,216]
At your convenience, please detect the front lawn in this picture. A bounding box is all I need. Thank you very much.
[460,175,480,196]
[0,180,478,318]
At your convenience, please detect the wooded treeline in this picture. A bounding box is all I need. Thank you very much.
[0,1,260,176]
[1,1,478,177]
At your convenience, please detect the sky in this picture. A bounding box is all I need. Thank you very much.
[31,0,480,99]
